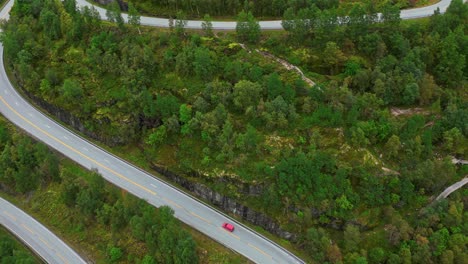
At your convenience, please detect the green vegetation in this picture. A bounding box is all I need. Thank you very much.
[1,0,467,263]
[0,116,247,263]
[0,227,40,263]
[127,0,436,19]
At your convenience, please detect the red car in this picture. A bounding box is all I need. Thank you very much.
[222,222,235,232]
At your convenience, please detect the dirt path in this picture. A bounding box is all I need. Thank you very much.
[254,49,315,87]
[436,176,468,200]
[390,107,430,117]
[238,43,315,87]
[452,157,468,165]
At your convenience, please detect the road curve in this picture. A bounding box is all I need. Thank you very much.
[0,2,304,263]
[0,197,87,264]
[0,0,464,263]
[436,176,468,200]
[75,0,461,29]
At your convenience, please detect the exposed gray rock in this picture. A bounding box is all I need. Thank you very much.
[16,80,126,146]
[151,163,298,242]
[15,72,297,242]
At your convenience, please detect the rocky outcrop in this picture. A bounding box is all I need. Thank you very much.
[13,72,298,242]
[151,163,298,242]
[14,77,126,146]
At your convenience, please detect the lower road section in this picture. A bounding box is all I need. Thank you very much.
[0,197,87,264]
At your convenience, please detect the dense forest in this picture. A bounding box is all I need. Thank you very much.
[0,228,38,263]
[1,0,467,263]
[127,0,430,18]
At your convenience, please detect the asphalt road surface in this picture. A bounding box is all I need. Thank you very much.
[0,0,465,263]
[0,2,304,262]
[0,51,303,263]
[0,197,87,264]
[75,0,462,29]
[0,46,302,264]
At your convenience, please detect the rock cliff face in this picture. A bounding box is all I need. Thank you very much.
[15,74,298,242]
[17,81,126,146]
[151,163,298,242]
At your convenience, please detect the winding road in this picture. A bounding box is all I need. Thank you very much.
[0,0,465,263]
[0,197,87,264]
[76,0,461,29]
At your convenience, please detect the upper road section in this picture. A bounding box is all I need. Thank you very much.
[0,197,87,264]
[76,0,462,29]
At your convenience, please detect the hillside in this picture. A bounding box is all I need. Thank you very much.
[1,0,467,262]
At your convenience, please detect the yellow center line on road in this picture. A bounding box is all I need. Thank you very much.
[190,211,211,224]
[3,211,16,221]
[21,223,34,235]
[230,232,240,240]
[163,197,183,209]
[38,236,52,249]
[56,252,69,264]
[248,243,272,259]
[0,96,156,196]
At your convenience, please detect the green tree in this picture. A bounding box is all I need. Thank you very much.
[443,127,464,154]
[146,125,167,146]
[402,83,420,105]
[440,250,454,264]
[175,232,198,264]
[385,135,401,158]
[236,10,260,43]
[233,80,263,112]
[282,7,316,43]
[175,11,187,37]
[128,2,140,27]
[193,47,215,80]
[323,42,346,75]
[201,14,213,37]
[179,104,192,125]
[63,0,76,15]
[344,224,361,253]
[369,247,387,264]
[155,94,180,119]
[61,79,83,102]
[304,227,330,262]
[419,74,438,106]
[435,30,465,88]
[106,1,124,29]
[430,228,450,257]
[108,246,123,262]
[39,9,61,40]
